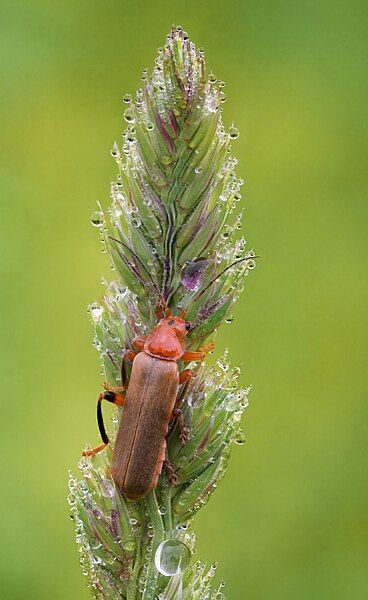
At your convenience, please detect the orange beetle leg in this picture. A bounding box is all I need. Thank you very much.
[155,298,173,319]
[181,341,215,362]
[103,380,126,395]
[132,336,147,351]
[83,442,108,457]
[179,368,193,384]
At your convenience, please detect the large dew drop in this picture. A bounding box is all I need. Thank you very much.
[154,540,191,576]
[90,210,104,227]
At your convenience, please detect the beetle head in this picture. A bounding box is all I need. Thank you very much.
[159,316,191,337]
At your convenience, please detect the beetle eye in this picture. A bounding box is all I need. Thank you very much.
[185,321,191,331]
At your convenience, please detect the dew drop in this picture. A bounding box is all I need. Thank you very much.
[225,314,234,324]
[124,108,135,123]
[229,125,240,140]
[67,493,76,506]
[125,541,135,553]
[88,302,104,322]
[90,538,102,550]
[146,122,155,131]
[194,165,202,174]
[155,540,191,576]
[235,433,246,445]
[131,217,141,228]
[123,93,132,104]
[90,210,104,228]
[204,94,218,113]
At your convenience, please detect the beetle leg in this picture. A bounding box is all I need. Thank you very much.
[155,298,172,319]
[169,369,193,445]
[82,389,125,457]
[103,380,126,394]
[173,406,188,445]
[164,449,178,485]
[179,369,193,384]
[121,348,138,388]
[132,336,147,351]
[181,341,215,362]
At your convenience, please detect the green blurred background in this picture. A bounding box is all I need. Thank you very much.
[1,1,367,598]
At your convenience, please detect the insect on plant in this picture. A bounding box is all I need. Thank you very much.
[83,301,214,500]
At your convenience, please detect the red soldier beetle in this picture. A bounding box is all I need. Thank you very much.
[83,302,214,501]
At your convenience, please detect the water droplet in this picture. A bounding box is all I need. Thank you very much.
[229,125,239,140]
[124,108,135,123]
[146,122,155,131]
[123,93,132,104]
[194,165,202,174]
[131,217,141,228]
[225,314,234,324]
[88,302,104,322]
[235,432,245,445]
[67,493,76,506]
[90,538,102,550]
[110,142,119,158]
[129,518,138,526]
[125,541,135,553]
[180,258,209,291]
[90,210,104,227]
[158,505,167,515]
[154,540,191,576]
[204,93,218,113]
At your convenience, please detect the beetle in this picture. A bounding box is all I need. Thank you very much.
[83,305,214,500]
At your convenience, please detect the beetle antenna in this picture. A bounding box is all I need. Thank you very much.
[108,236,161,295]
[182,255,259,311]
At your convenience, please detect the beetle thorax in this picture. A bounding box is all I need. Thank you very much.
[144,323,186,360]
